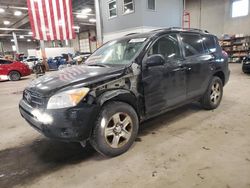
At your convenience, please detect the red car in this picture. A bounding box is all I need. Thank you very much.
[0,59,31,81]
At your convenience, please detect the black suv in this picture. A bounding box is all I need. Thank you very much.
[19,28,230,157]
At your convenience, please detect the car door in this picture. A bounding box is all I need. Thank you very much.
[0,59,12,79]
[180,33,212,99]
[142,33,187,117]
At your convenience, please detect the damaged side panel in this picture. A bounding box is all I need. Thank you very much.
[87,63,144,119]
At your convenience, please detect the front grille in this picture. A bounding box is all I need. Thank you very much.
[23,89,45,108]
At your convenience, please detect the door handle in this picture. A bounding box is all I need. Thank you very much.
[172,66,191,72]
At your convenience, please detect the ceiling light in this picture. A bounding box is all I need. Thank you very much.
[19,35,24,39]
[81,8,92,14]
[89,18,96,23]
[14,11,22,16]
[27,39,31,42]
[11,39,14,42]
[76,14,88,19]
[28,31,33,35]
[3,20,10,25]
[0,8,5,13]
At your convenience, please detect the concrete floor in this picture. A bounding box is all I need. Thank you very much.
[0,64,250,188]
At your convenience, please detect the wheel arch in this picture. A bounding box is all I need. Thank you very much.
[96,89,140,118]
[8,70,22,76]
[213,71,225,85]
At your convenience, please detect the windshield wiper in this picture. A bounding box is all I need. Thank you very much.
[87,63,109,68]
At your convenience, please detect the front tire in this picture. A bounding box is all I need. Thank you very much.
[90,101,139,157]
[8,71,21,81]
[201,76,223,110]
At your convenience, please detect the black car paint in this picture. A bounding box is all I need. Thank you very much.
[19,29,230,142]
[242,56,250,73]
[27,65,127,96]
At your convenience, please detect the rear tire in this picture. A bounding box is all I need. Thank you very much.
[201,76,223,110]
[8,71,21,81]
[90,101,139,157]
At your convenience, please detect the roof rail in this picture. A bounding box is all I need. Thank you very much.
[169,27,209,33]
[153,27,209,34]
[125,33,139,36]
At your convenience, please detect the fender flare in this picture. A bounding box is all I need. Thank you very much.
[96,89,139,113]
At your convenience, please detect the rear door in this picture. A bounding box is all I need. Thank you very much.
[180,33,212,99]
[0,59,12,79]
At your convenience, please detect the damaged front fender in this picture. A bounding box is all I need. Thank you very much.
[96,89,139,114]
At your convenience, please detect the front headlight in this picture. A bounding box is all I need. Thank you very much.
[47,87,90,109]
[244,61,250,64]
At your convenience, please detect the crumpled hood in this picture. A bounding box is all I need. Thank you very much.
[27,65,126,96]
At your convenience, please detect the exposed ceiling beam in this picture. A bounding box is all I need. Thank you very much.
[0,34,32,37]
[0,5,28,10]
[0,28,30,31]
[1,15,30,34]
[79,22,96,26]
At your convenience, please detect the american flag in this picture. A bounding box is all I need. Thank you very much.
[27,0,76,41]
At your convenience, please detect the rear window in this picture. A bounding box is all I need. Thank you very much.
[180,33,204,57]
[0,59,12,64]
[203,35,217,53]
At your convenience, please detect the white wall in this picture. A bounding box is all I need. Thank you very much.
[45,47,75,58]
[101,0,183,42]
[103,26,161,43]
[186,0,250,36]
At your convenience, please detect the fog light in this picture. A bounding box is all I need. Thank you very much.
[32,109,53,124]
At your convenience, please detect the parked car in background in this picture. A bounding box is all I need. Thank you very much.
[0,59,31,81]
[23,57,41,70]
[242,55,250,74]
[19,28,230,157]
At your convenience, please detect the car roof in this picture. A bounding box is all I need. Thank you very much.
[119,27,215,40]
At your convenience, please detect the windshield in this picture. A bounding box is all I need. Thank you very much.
[86,37,148,65]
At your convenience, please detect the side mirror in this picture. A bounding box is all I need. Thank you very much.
[146,54,165,67]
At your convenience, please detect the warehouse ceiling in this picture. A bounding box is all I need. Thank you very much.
[0,0,96,40]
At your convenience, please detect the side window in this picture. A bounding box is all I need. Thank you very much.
[148,34,181,60]
[108,0,117,18]
[0,60,11,64]
[123,0,134,14]
[203,35,217,53]
[148,0,156,10]
[181,33,204,57]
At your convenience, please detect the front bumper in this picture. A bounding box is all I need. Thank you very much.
[19,99,99,142]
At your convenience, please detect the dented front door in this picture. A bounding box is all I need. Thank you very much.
[142,34,187,116]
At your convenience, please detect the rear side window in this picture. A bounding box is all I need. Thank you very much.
[203,35,217,53]
[181,33,204,57]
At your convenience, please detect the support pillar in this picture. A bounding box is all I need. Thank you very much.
[94,0,103,47]
[40,40,49,71]
[12,32,19,54]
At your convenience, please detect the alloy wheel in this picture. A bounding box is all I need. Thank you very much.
[104,112,133,149]
[210,82,221,105]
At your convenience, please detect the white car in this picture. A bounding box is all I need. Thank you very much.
[23,57,41,70]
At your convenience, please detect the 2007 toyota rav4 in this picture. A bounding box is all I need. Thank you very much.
[19,28,230,157]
